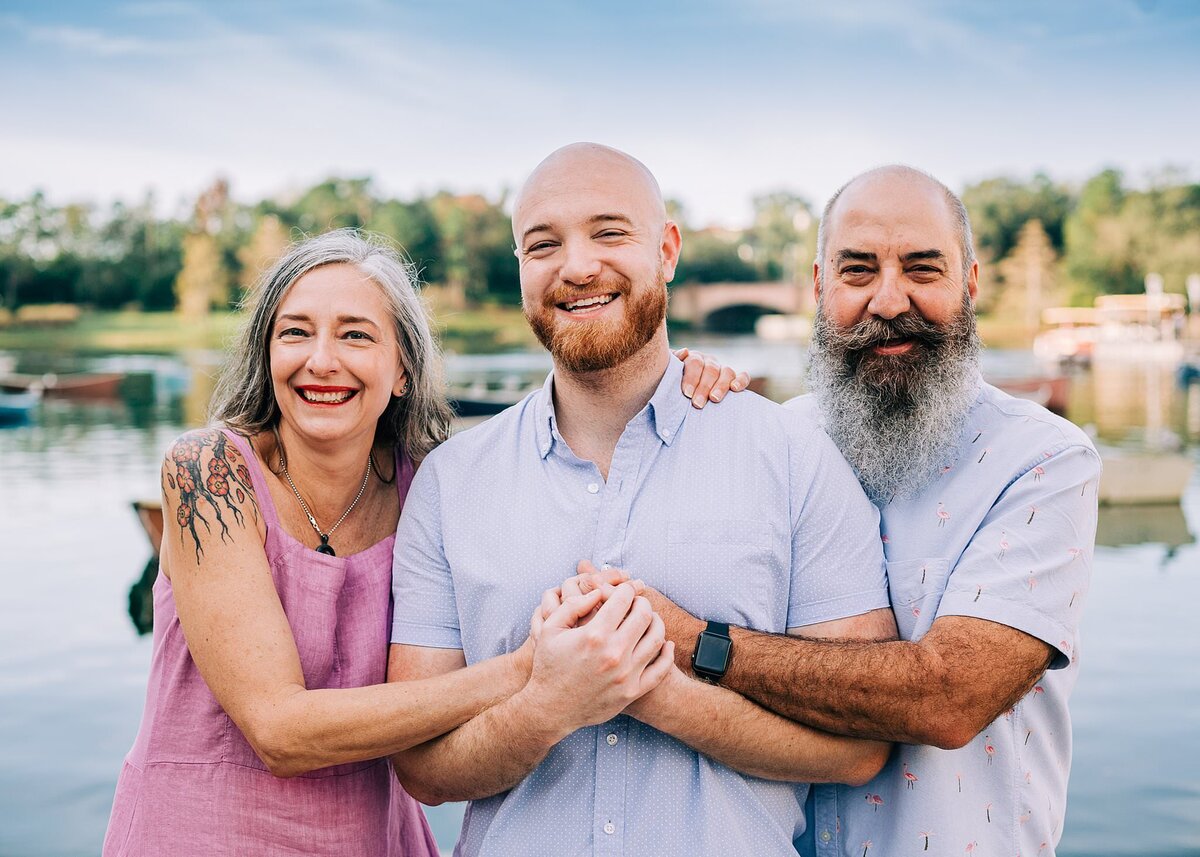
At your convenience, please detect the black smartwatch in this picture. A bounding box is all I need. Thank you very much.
[691,621,732,683]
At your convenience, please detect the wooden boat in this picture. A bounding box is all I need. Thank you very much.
[993,375,1070,415]
[132,500,165,556]
[448,393,521,417]
[1098,451,1195,505]
[0,389,39,424]
[0,371,125,399]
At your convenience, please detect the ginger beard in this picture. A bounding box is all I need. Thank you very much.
[524,269,667,373]
[808,288,982,505]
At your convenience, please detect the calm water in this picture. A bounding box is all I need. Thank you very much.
[1,342,1198,857]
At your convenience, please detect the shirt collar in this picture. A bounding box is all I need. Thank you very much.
[532,353,690,459]
[646,353,689,446]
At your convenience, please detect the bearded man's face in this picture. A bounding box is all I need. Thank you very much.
[808,288,982,505]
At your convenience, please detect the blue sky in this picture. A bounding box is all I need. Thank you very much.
[2,0,1198,225]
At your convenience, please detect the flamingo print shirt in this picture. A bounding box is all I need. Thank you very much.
[789,380,1100,857]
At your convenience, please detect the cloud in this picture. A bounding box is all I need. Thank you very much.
[4,18,166,57]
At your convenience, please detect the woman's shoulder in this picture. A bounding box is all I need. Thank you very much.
[161,427,265,563]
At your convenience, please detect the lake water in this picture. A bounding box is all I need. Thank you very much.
[1,340,1198,856]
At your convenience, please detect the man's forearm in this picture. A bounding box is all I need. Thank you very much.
[725,628,948,742]
[724,627,1023,748]
[633,673,888,786]
[391,686,572,805]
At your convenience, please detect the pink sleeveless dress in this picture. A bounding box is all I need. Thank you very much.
[103,429,440,857]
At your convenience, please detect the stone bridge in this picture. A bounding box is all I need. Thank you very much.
[668,281,812,331]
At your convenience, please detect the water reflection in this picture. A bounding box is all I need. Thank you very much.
[2,344,1198,856]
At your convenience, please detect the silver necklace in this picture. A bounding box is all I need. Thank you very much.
[273,427,371,557]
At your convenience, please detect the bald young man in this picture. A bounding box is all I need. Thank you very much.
[386,144,897,855]
[641,166,1101,857]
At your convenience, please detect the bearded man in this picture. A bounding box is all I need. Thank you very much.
[638,165,1101,857]
[386,143,900,856]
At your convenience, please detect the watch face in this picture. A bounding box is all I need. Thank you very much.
[693,633,732,674]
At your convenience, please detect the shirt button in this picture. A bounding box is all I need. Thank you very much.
[606,733,618,746]
[660,428,672,439]
[820,830,832,842]
[587,482,599,494]
[603,822,615,835]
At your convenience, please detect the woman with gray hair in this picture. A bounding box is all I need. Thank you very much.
[103,229,740,855]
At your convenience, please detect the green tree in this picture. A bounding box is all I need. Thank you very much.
[745,192,815,282]
[963,174,1073,265]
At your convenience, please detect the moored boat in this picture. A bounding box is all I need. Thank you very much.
[0,388,40,424]
[1098,451,1195,505]
[993,375,1070,415]
[0,371,125,399]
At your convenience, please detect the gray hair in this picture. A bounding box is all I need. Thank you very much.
[209,228,452,461]
[815,165,977,284]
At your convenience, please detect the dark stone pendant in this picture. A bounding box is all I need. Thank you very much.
[316,536,336,557]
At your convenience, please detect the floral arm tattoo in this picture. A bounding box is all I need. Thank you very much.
[164,430,258,562]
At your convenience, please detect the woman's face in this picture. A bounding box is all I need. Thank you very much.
[269,263,407,448]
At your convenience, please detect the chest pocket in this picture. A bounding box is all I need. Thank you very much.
[886,557,951,641]
[662,520,781,630]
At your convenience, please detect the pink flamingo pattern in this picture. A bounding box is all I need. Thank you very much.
[822,388,1099,857]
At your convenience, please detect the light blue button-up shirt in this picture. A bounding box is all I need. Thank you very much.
[789,380,1100,857]
[392,355,889,857]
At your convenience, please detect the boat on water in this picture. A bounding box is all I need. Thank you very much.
[0,388,40,424]
[0,371,125,399]
[132,500,165,557]
[992,375,1070,416]
[1097,450,1195,505]
[1035,292,1190,367]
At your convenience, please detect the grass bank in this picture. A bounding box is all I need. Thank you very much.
[0,306,538,355]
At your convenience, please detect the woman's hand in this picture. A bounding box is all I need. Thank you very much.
[673,348,750,409]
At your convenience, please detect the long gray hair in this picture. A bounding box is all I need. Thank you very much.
[209,228,452,461]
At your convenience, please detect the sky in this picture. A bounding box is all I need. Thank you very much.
[2,0,1198,227]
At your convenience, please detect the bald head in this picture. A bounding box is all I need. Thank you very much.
[816,165,976,283]
[512,143,667,244]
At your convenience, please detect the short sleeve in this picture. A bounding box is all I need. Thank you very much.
[390,455,463,649]
[786,419,890,629]
[936,443,1101,668]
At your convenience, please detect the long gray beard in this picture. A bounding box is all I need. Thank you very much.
[808,294,982,506]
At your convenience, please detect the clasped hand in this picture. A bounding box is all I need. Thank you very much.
[523,561,697,730]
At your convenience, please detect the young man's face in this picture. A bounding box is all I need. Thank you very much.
[512,146,681,373]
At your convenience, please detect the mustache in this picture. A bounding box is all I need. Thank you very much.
[833,311,948,354]
[541,277,629,309]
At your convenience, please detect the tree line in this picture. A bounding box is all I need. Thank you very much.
[1,169,1197,317]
